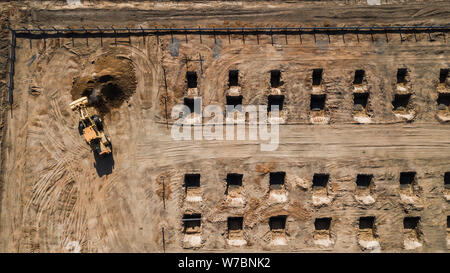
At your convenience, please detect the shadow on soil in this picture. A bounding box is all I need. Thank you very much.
[94,151,115,177]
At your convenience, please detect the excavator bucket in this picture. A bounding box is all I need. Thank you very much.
[70,96,89,111]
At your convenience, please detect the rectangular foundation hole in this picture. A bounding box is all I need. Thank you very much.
[229,70,239,87]
[310,94,326,111]
[400,172,416,186]
[227,173,242,194]
[225,174,243,201]
[445,172,450,187]
[183,98,195,114]
[269,215,287,231]
[437,93,450,110]
[226,95,243,108]
[315,218,331,231]
[228,217,243,232]
[403,217,420,230]
[359,216,375,230]
[313,173,329,188]
[269,172,285,189]
[440,68,449,84]
[186,71,198,88]
[353,93,369,110]
[353,70,365,85]
[312,68,323,86]
[270,70,281,88]
[227,173,243,187]
[397,68,408,84]
[183,214,201,234]
[268,95,284,112]
[392,94,411,110]
[356,174,373,188]
[185,174,200,190]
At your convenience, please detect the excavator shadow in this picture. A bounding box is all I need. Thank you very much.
[94,150,115,177]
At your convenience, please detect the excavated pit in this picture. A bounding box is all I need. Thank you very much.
[353,70,366,85]
[71,54,137,115]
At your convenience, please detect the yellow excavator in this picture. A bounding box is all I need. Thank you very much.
[70,96,112,156]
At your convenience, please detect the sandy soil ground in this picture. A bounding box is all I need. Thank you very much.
[0,0,449,252]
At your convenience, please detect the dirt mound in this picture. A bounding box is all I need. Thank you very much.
[71,54,136,114]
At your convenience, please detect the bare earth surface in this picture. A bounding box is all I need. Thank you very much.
[0,0,449,252]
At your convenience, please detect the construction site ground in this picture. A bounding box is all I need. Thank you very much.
[0,1,449,252]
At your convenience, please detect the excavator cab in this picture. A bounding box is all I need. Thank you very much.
[70,97,112,156]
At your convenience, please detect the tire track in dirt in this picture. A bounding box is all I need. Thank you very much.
[15,46,120,251]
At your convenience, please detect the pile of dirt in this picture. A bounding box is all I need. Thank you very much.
[71,54,136,114]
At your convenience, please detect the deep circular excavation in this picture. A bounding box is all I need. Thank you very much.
[71,54,136,114]
[101,82,125,103]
